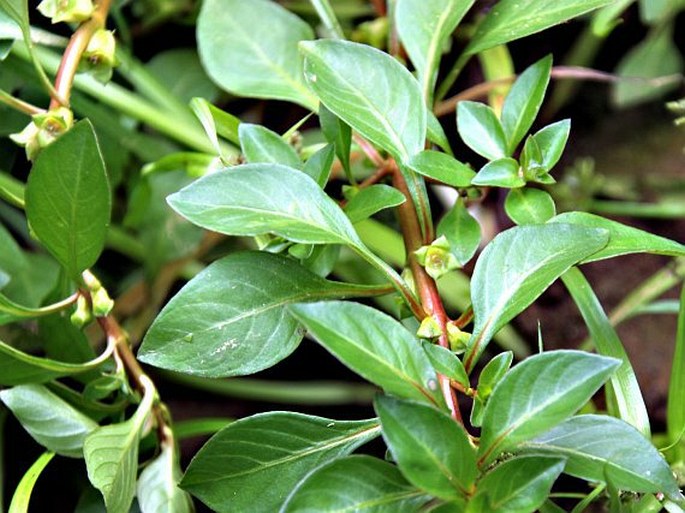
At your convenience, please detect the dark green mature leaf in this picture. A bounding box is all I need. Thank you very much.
[282,455,431,513]
[291,301,443,406]
[0,384,98,458]
[197,0,317,109]
[478,351,620,465]
[472,158,525,188]
[167,163,362,246]
[550,212,685,262]
[181,413,380,513]
[406,151,476,187]
[437,197,481,266]
[501,56,552,153]
[137,444,193,513]
[375,396,476,500]
[139,251,380,377]
[302,143,334,187]
[84,377,155,513]
[466,0,614,55]
[472,456,565,513]
[457,102,508,160]
[239,123,301,169]
[8,451,55,513]
[300,39,426,162]
[344,185,406,224]
[395,0,475,101]
[421,342,469,387]
[464,224,609,370]
[521,415,682,500]
[505,188,556,225]
[319,105,351,179]
[25,120,110,279]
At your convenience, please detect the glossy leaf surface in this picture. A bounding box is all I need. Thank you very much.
[505,188,556,225]
[457,102,507,160]
[437,197,481,266]
[137,444,193,513]
[422,342,469,387]
[25,120,110,279]
[181,413,380,513]
[344,184,406,224]
[478,350,619,465]
[472,158,524,188]
[406,150,475,187]
[239,123,301,169]
[532,120,570,172]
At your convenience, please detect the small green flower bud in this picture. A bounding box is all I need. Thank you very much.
[81,29,118,83]
[91,286,114,317]
[10,107,73,160]
[38,0,94,24]
[446,322,471,353]
[70,294,92,328]
[414,235,460,280]
[417,315,442,339]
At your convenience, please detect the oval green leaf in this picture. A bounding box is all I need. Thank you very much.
[457,101,508,160]
[344,184,406,224]
[239,123,302,169]
[406,150,476,187]
[437,197,481,266]
[137,443,194,513]
[505,188,556,225]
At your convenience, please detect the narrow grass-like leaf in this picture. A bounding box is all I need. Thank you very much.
[465,0,614,55]
[281,455,431,513]
[25,120,110,279]
[344,184,405,224]
[521,415,682,500]
[181,413,380,513]
[457,102,508,160]
[197,0,317,109]
[667,284,685,460]
[290,301,443,406]
[139,251,385,377]
[84,376,155,513]
[550,212,685,262]
[0,384,98,458]
[464,224,609,371]
[562,266,651,436]
[167,163,362,246]
[478,350,620,465]
[375,395,477,500]
[239,123,301,169]
[137,443,194,513]
[8,451,54,513]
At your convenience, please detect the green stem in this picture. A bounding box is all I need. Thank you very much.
[0,89,44,116]
[667,284,685,461]
[309,0,345,39]
[435,51,470,103]
[569,483,606,513]
[174,418,233,440]
[589,200,685,219]
[0,407,5,513]
[105,227,147,262]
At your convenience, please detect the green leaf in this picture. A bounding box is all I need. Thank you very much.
[0,336,113,386]
[437,197,481,266]
[319,104,351,179]
[667,285,685,459]
[521,415,682,500]
[478,350,620,465]
[302,143,334,187]
[344,184,406,224]
[406,150,476,187]
[395,0,475,102]
[181,413,380,513]
[8,451,55,513]
[196,0,317,109]
[464,224,609,370]
[84,376,155,513]
[25,120,111,279]
[532,120,570,172]
[300,39,426,162]
[466,0,614,55]
[472,456,565,513]
[0,384,98,458]
[190,97,240,153]
[375,395,477,499]
[137,443,194,513]
[147,49,219,105]
[167,163,362,246]
[472,158,525,188]
[282,455,431,513]
[550,212,685,263]
[457,102,508,160]
[0,291,76,323]
[471,351,514,427]
[290,301,443,406]
[139,251,380,377]
[239,123,301,169]
[505,188,556,225]
[421,342,469,387]
[501,56,552,153]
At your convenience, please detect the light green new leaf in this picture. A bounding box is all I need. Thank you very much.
[139,251,383,377]
[464,224,609,371]
[0,384,98,458]
[375,395,477,500]
[501,56,552,153]
[550,212,685,262]
[290,301,443,407]
[8,451,55,513]
[25,120,111,279]
[406,150,476,188]
[478,350,620,465]
[344,184,405,224]
[181,413,380,513]
[197,0,317,109]
[532,120,570,172]
[471,351,514,428]
[302,143,334,187]
[239,123,301,169]
[395,0,475,102]
[472,158,525,188]
[505,188,556,225]
[281,455,431,513]
[457,101,508,160]
[167,163,362,246]
[521,415,682,500]
[667,285,685,459]
[137,443,193,513]
[466,0,614,55]
[472,456,565,513]
[84,377,154,513]
[437,197,481,266]
[421,342,469,387]
[300,39,426,162]
[319,105,351,179]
